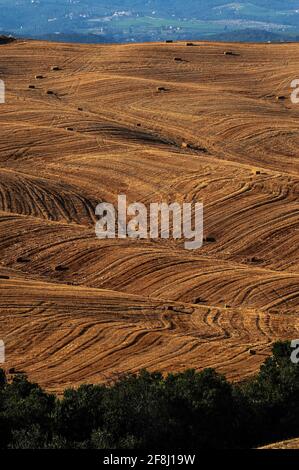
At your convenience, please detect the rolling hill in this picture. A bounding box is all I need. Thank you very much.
[0,39,298,393]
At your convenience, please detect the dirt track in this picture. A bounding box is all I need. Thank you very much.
[0,40,298,393]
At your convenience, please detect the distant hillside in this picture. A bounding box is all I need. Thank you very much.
[1,0,299,43]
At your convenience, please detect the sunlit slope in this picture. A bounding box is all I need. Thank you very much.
[0,40,298,391]
[260,437,299,449]
[1,277,298,394]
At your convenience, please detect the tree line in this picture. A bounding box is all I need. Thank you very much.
[0,341,299,449]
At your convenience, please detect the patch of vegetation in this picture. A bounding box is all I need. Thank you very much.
[1,341,299,449]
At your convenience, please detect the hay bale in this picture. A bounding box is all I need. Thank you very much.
[205,236,216,243]
[181,142,190,149]
[162,305,174,311]
[16,257,30,263]
[249,256,263,264]
[55,265,69,272]
[194,297,206,304]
